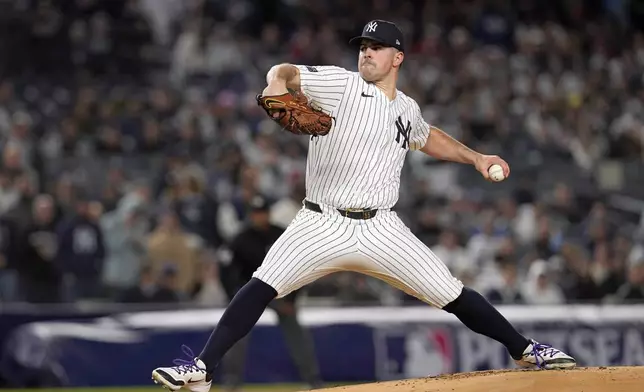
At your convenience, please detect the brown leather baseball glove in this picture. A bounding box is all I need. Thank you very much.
[256,91,333,136]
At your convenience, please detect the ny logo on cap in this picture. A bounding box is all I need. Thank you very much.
[365,21,378,33]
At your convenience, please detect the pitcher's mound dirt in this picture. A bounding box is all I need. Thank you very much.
[314,366,644,392]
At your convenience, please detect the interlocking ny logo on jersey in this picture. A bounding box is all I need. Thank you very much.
[395,116,411,149]
[366,21,378,33]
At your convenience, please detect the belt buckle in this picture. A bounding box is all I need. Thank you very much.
[343,207,373,219]
[344,207,361,218]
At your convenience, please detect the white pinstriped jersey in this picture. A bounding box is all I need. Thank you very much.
[252,65,464,307]
[294,65,431,210]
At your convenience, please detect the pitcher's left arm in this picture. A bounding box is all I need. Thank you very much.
[418,125,510,181]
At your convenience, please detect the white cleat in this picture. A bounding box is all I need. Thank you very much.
[515,339,576,370]
[152,345,212,392]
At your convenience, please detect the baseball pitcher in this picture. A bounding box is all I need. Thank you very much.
[152,20,575,392]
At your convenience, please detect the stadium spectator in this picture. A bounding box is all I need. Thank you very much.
[432,228,470,278]
[119,264,182,304]
[16,194,62,303]
[0,209,19,301]
[0,0,642,307]
[192,258,228,307]
[270,180,306,229]
[485,261,525,305]
[612,259,644,303]
[56,193,106,301]
[146,210,203,297]
[521,260,566,305]
[100,185,151,299]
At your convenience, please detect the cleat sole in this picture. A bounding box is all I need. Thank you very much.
[151,371,180,391]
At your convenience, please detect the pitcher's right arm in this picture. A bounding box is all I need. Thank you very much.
[266,63,301,91]
[264,64,350,114]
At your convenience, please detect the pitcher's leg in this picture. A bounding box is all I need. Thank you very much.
[152,277,274,392]
[360,213,575,369]
[152,209,357,391]
[199,209,353,367]
[198,278,277,373]
[253,210,358,298]
[358,214,463,308]
[442,287,529,358]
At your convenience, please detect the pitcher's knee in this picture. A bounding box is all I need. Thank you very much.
[430,277,464,308]
[251,269,278,290]
[251,269,293,298]
[442,286,487,313]
[412,282,463,309]
[240,278,278,303]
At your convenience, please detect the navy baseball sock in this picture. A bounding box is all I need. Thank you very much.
[442,287,530,360]
[198,278,277,373]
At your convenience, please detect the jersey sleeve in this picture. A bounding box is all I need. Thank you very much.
[409,102,431,151]
[294,65,350,113]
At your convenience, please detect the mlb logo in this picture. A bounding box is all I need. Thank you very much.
[373,325,454,380]
[403,327,454,377]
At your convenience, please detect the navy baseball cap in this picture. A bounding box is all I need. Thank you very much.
[349,20,405,52]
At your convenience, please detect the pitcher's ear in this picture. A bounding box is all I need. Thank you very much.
[394,51,404,67]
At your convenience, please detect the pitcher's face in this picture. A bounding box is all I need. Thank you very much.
[358,39,403,82]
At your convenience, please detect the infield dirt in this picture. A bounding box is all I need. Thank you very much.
[308,366,644,392]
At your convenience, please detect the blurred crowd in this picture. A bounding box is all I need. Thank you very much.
[0,0,643,307]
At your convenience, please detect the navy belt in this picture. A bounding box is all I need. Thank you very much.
[304,200,378,220]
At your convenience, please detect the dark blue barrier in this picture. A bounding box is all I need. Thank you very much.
[0,321,375,387]
[0,309,109,353]
[1,306,644,387]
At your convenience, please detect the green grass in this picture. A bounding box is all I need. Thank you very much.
[0,384,354,392]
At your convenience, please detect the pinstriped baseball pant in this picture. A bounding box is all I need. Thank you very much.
[253,202,464,308]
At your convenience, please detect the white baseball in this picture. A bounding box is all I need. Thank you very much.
[488,164,505,182]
